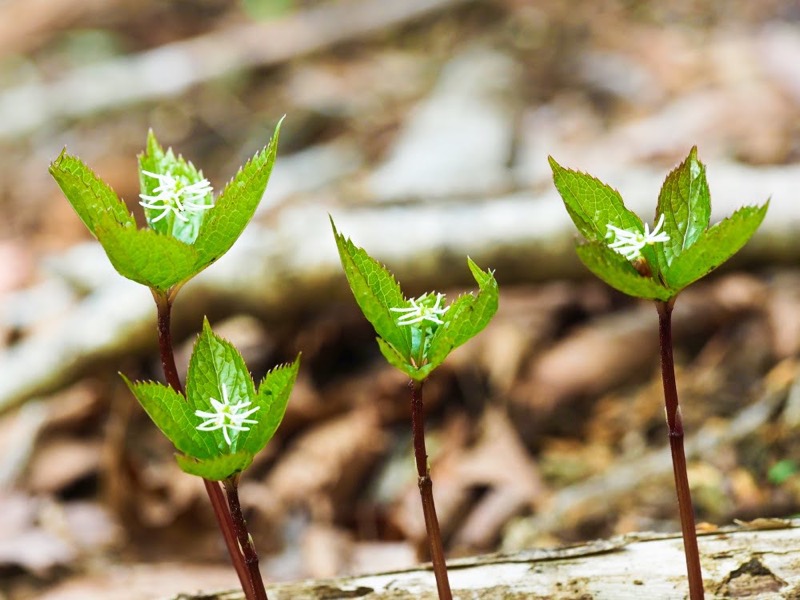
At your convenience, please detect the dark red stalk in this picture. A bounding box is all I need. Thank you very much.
[656,300,704,600]
[409,379,452,600]
[224,477,268,600]
[154,291,259,600]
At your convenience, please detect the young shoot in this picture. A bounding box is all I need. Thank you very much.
[50,123,289,600]
[550,146,768,600]
[331,218,498,600]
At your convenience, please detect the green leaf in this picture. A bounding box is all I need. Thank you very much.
[331,218,411,357]
[94,224,200,292]
[549,156,642,242]
[129,320,297,478]
[377,337,421,380]
[426,259,498,371]
[239,354,301,456]
[575,242,674,301]
[665,202,768,290]
[122,376,218,460]
[656,146,711,266]
[49,150,135,236]
[768,459,798,485]
[194,120,281,269]
[138,130,213,245]
[175,452,253,481]
[185,318,257,454]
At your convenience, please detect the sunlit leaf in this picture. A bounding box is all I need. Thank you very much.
[185,318,258,454]
[575,242,674,301]
[49,151,134,235]
[331,218,411,357]
[175,452,253,481]
[425,259,498,371]
[665,203,768,290]
[94,224,199,293]
[549,156,642,242]
[240,355,301,456]
[194,120,282,269]
[122,377,218,460]
[656,146,710,266]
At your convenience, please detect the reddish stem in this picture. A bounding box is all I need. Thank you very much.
[224,477,269,600]
[153,291,257,600]
[656,300,704,600]
[410,380,452,600]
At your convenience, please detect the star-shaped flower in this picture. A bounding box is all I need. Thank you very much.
[194,384,259,446]
[390,292,449,326]
[606,214,671,260]
[139,170,214,223]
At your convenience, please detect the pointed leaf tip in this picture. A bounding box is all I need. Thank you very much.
[549,159,641,243]
[656,146,710,268]
[332,224,411,358]
[192,120,281,270]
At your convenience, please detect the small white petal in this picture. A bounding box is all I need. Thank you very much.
[194,384,260,447]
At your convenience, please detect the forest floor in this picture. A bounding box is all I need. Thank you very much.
[2,1,800,598]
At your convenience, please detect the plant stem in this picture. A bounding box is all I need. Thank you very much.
[224,477,269,600]
[409,380,452,600]
[656,300,704,600]
[153,291,257,600]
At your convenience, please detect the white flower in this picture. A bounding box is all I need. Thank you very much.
[606,214,670,260]
[194,384,259,446]
[139,170,214,223]
[390,292,449,326]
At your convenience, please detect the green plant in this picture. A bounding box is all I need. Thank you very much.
[768,459,798,486]
[550,147,768,600]
[50,124,297,600]
[331,218,499,600]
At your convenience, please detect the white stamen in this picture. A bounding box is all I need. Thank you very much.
[194,384,259,446]
[139,170,213,223]
[390,292,449,326]
[606,214,670,260]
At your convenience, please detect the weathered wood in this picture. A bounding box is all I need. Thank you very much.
[171,521,800,599]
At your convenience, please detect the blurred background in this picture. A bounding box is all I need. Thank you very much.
[3,0,800,598]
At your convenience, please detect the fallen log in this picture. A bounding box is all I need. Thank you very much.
[172,520,800,599]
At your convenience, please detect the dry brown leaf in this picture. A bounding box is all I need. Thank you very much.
[36,562,238,600]
[0,492,120,577]
[265,408,388,521]
[391,409,543,554]
[27,438,102,494]
[135,460,206,528]
[388,414,471,548]
[514,306,655,424]
[301,522,354,579]
[39,382,104,435]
